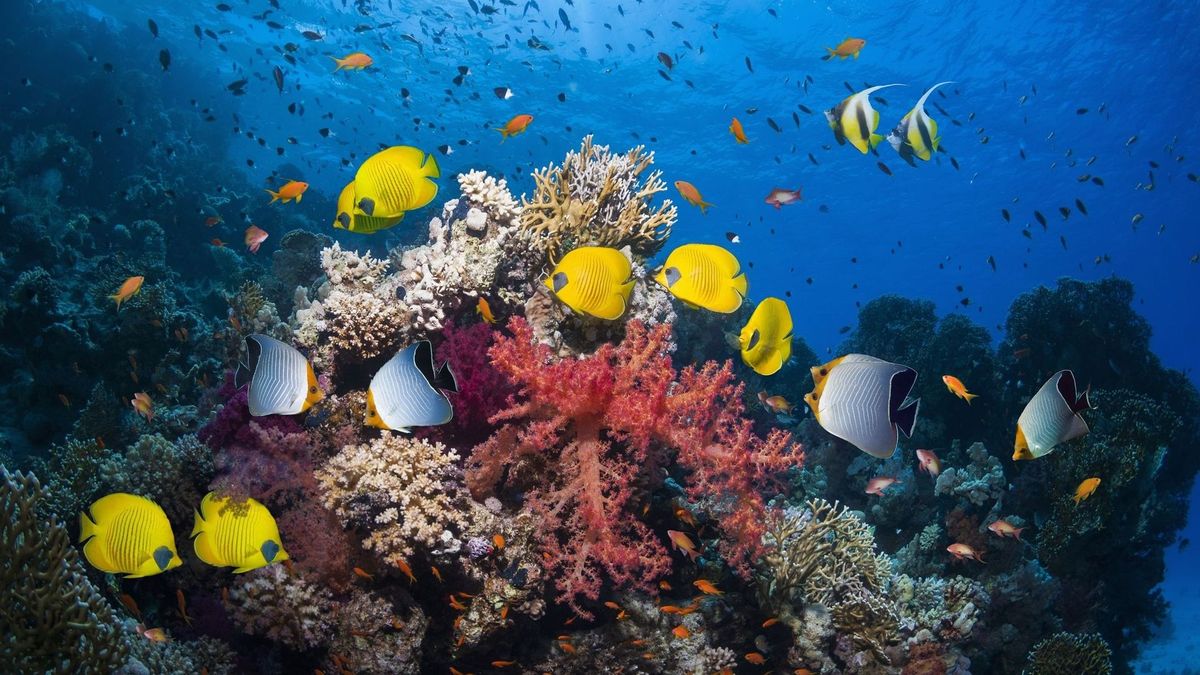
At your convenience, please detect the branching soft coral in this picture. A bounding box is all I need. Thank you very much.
[466,317,800,617]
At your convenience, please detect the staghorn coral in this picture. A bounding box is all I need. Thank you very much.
[226,564,336,650]
[520,135,676,262]
[467,317,798,617]
[1,467,129,673]
[1023,631,1112,675]
[934,442,1006,507]
[327,590,427,675]
[317,433,496,562]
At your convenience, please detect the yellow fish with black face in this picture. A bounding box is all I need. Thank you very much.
[887,82,955,164]
[545,246,635,320]
[333,181,404,234]
[825,83,905,153]
[191,492,288,573]
[655,243,747,313]
[739,297,793,376]
[80,493,182,578]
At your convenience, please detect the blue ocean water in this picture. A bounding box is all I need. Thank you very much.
[3,0,1198,672]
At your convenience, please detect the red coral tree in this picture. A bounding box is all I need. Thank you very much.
[467,318,801,617]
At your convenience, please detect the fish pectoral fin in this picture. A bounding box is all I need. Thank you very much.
[893,398,920,438]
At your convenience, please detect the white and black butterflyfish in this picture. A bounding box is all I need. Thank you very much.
[804,353,920,458]
[234,334,323,416]
[1013,369,1091,460]
[365,340,458,432]
[888,81,955,164]
[825,84,905,154]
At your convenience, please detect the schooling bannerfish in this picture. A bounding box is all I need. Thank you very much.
[826,84,904,154]
[888,81,954,163]
[545,246,634,320]
[655,243,747,313]
[80,493,181,578]
[191,492,288,573]
[234,334,324,417]
[365,340,458,432]
[806,354,920,458]
[1013,370,1091,460]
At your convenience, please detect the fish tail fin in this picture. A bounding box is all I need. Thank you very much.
[853,51,859,59]
[329,56,345,71]
[1015,528,1026,542]
[79,509,98,543]
[821,48,833,61]
[869,133,885,149]
[699,200,713,214]
[964,391,979,404]
[894,398,920,438]
[109,293,123,310]
[265,189,280,203]
[495,127,509,141]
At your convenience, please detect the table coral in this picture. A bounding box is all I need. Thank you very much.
[468,317,799,617]
[520,135,676,262]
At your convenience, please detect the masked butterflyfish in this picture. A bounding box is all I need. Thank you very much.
[366,340,458,432]
[1013,370,1091,461]
[191,492,288,573]
[79,493,181,578]
[804,354,920,458]
[887,81,955,164]
[654,243,748,313]
[739,297,793,376]
[234,334,323,417]
[545,246,635,320]
[825,84,905,154]
[333,180,405,234]
[352,145,440,218]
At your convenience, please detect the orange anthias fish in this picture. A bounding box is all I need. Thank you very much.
[492,534,505,550]
[672,625,690,639]
[764,187,803,209]
[110,275,145,310]
[758,392,795,414]
[496,114,534,141]
[176,589,192,625]
[119,593,142,619]
[266,180,308,204]
[942,375,979,403]
[729,117,749,144]
[331,52,373,71]
[204,215,223,227]
[476,297,496,324]
[947,542,986,563]
[916,448,942,477]
[210,238,227,247]
[136,624,169,643]
[745,652,766,665]
[130,392,154,422]
[245,225,269,253]
[395,557,416,583]
[693,579,722,595]
[987,519,1026,541]
[666,529,700,560]
[353,567,373,580]
[430,565,444,582]
[491,661,516,668]
[823,37,867,60]
[1074,477,1101,505]
[658,580,672,591]
[865,476,901,496]
[674,506,698,528]
[673,180,713,214]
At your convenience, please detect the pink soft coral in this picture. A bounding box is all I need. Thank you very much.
[431,320,514,444]
[467,318,801,617]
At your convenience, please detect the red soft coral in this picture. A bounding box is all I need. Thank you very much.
[467,318,802,617]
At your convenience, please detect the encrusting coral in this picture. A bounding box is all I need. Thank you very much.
[519,134,676,262]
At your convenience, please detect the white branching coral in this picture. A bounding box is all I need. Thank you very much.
[457,169,520,226]
[226,565,336,650]
[316,434,495,563]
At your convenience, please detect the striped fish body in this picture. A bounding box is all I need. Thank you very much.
[366,341,457,432]
[191,492,288,573]
[545,246,634,320]
[80,493,180,578]
[1013,370,1090,460]
[739,297,793,376]
[236,334,323,417]
[888,82,953,163]
[333,181,405,234]
[655,243,748,314]
[807,354,920,458]
[353,146,440,219]
[828,84,904,154]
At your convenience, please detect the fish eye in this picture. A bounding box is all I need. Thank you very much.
[819,368,828,376]
[309,386,317,393]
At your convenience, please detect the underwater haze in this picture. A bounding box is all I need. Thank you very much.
[1,0,1198,673]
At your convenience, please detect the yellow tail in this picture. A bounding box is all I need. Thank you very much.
[329,56,345,72]
[265,189,280,204]
[495,127,510,142]
[698,201,714,214]
[963,392,980,404]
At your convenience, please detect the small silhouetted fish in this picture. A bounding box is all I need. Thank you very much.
[272,66,283,93]
[558,8,571,30]
[1125,135,1138,146]
[767,117,781,132]
[987,255,996,271]
[960,297,971,306]
[745,56,753,72]
[437,144,453,156]
[877,161,892,176]
[1059,206,1070,220]
[319,127,330,137]
[158,49,171,71]
[1060,235,1068,249]
[725,232,740,243]
[808,153,818,165]
[148,19,158,38]
[302,30,323,40]
[216,3,231,10]
[194,24,201,40]
[557,92,566,102]
[657,52,673,69]
[1001,209,1010,222]
[1092,176,1104,186]
[1189,173,1198,182]
[950,157,960,170]
[1076,108,1087,115]
[227,78,247,94]
[792,112,800,127]
[844,81,854,93]
[1131,213,1144,227]
[1021,229,1032,239]
[1034,210,1046,227]
[494,86,513,99]
[658,70,671,81]
[1075,198,1087,215]
[798,104,812,114]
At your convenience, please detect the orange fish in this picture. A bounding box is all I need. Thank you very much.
[729,117,749,144]
[136,624,168,643]
[764,187,803,209]
[762,617,779,628]
[666,530,699,560]
[492,534,505,550]
[674,506,698,528]
[673,180,713,214]
[823,37,867,60]
[1074,477,1101,505]
[331,52,373,71]
[204,215,223,227]
[449,596,467,611]
[353,567,373,580]
[758,391,795,414]
[476,297,496,324]
[865,476,901,496]
[244,225,269,253]
[266,180,309,204]
[672,625,690,639]
[130,392,154,422]
[658,580,672,591]
[604,601,622,611]
[558,641,576,654]
[500,604,509,620]
[745,652,766,665]
[491,662,516,668]
[947,542,985,563]
[942,375,979,403]
[395,558,416,583]
[210,238,227,247]
[915,448,942,477]
[119,593,142,619]
[110,275,145,310]
[693,579,722,595]
[496,114,534,140]
[176,589,192,625]
[57,393,71,408]
[430,565,444,582]
[221,587,230,606]
[987,519,1026,541]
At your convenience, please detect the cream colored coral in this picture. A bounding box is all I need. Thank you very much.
[226,565,335,650]
[458,169,520,226]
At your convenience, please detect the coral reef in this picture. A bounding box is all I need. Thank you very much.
[226,565,336,650]
[1023,631,1112,675]
[934,442,1006,507]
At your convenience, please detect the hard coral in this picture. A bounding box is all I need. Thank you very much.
[1023,631,1112,675]
[226,565,335,650]
[520,135,676,262]
[467,317,798,617]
